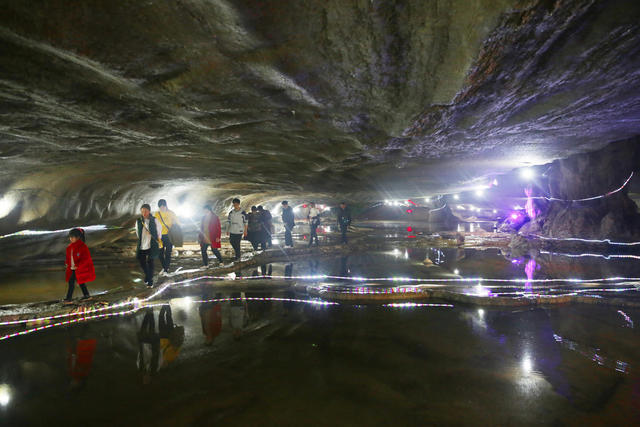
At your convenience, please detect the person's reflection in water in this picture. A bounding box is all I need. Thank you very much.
[199,295,222,346]
[158,305,184,368]
[137,309,160,385]
[261,263,272,278]
[308,259,320,276]
[284,263,293,279]
[339,256,350,278]
[67,336,97,391]
[229,292,248,340]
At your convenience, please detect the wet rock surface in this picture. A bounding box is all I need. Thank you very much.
[524,138,640,240]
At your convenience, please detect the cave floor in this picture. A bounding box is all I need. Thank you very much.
[1,289,639,425]
[1,225,640,423]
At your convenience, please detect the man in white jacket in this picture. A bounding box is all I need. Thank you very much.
[227,198,248,261]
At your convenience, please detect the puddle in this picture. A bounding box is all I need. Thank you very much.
[0,291,639,425]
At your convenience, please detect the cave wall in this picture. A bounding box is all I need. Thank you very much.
[520,137,640,240]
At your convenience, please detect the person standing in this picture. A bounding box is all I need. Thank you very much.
[336,202,352,244]
[246,206,263,251]
[227,198,247,261]
[63,228,95,304]
[154,199,178,275]
[257,205,272,249]
[307,202,321,247]
[137,203,161,288]
[198,205,223,267]
[281,201,295,247]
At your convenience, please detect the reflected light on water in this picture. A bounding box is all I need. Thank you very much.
[0,384,11,407]
[521,355,533,374]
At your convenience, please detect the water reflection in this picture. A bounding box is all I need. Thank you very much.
[1,293,639,424]
[136,305,184,384]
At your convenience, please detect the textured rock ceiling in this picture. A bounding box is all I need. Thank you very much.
[1,0,640,227]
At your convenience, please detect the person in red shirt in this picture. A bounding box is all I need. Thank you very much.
[63,228,96,304]
[198,205,223,266]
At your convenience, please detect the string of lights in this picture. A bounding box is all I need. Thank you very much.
[0,297,339,342]
[2,273,640,328]
[540,250,640,260]
[383,302,454,308]
[526,234,640,246]
[0,224,116,240]
[531,172,634,202]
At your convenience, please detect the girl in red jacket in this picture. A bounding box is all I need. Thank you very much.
[198,205,223,266]
[64,228,96,304]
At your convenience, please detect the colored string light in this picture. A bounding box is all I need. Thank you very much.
[0,298,336,342]
[617,310,634,328]
[0,224,115,240]
[540,250,640,260]
[526,234,640,246]
[383,302,454,308]
[531,172,634,202]
[3,274,640,328]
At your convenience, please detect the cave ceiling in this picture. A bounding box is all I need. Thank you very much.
[1,0,640,205]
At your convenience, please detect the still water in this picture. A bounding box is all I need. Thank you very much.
[1,290,639,425]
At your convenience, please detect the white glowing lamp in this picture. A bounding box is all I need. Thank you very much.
[175,203,194,219]
[453,194,460,200]
[520,168,535,180]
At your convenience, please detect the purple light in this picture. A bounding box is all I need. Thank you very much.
[511,213,518,220]
[524,258,537,294]
[525,187,536,219]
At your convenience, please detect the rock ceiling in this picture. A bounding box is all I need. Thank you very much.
[1,0,640,225]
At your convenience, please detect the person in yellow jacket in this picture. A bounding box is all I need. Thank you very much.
[154,199,179,275]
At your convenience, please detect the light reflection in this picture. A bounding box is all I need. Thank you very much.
[0,195,15,219]
[0,384,11,407]
[521,355,533,374]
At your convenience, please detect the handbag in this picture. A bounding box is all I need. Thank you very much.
[158,212,184,247]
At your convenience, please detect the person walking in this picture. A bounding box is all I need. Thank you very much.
[154,199,178,276]
[137,203,161,288]
[307,202,321,247]
[227,198,247,261]
[281,201,295,247]
[63,228,95,304]
[336,201,352,244]
[246,206,263,250]
[257,205,273,249]
[198,205,223,267]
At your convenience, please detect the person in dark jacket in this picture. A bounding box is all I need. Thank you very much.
[63,228,95,303]
[281,201,295,247]
[136,203,161,288]
[246,206,263,250]
[257,205,272,249]
[336,202,352,244]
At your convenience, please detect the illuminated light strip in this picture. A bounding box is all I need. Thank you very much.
[383,302,453,308]
[3,274,640,328]
[193,297,338,306]
[540,250,640,260]
[527,234,640,246]
[428,203,447,213]
[532,172,634,202]
[553,333,630,373]
[0,224,115,239]
[0,298,335,342]
[617,310,634,328]
[0,307,140,342]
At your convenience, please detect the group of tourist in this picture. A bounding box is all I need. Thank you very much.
[62,198,353,301]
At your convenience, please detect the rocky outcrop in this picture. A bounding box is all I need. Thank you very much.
[520,138,640,240]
